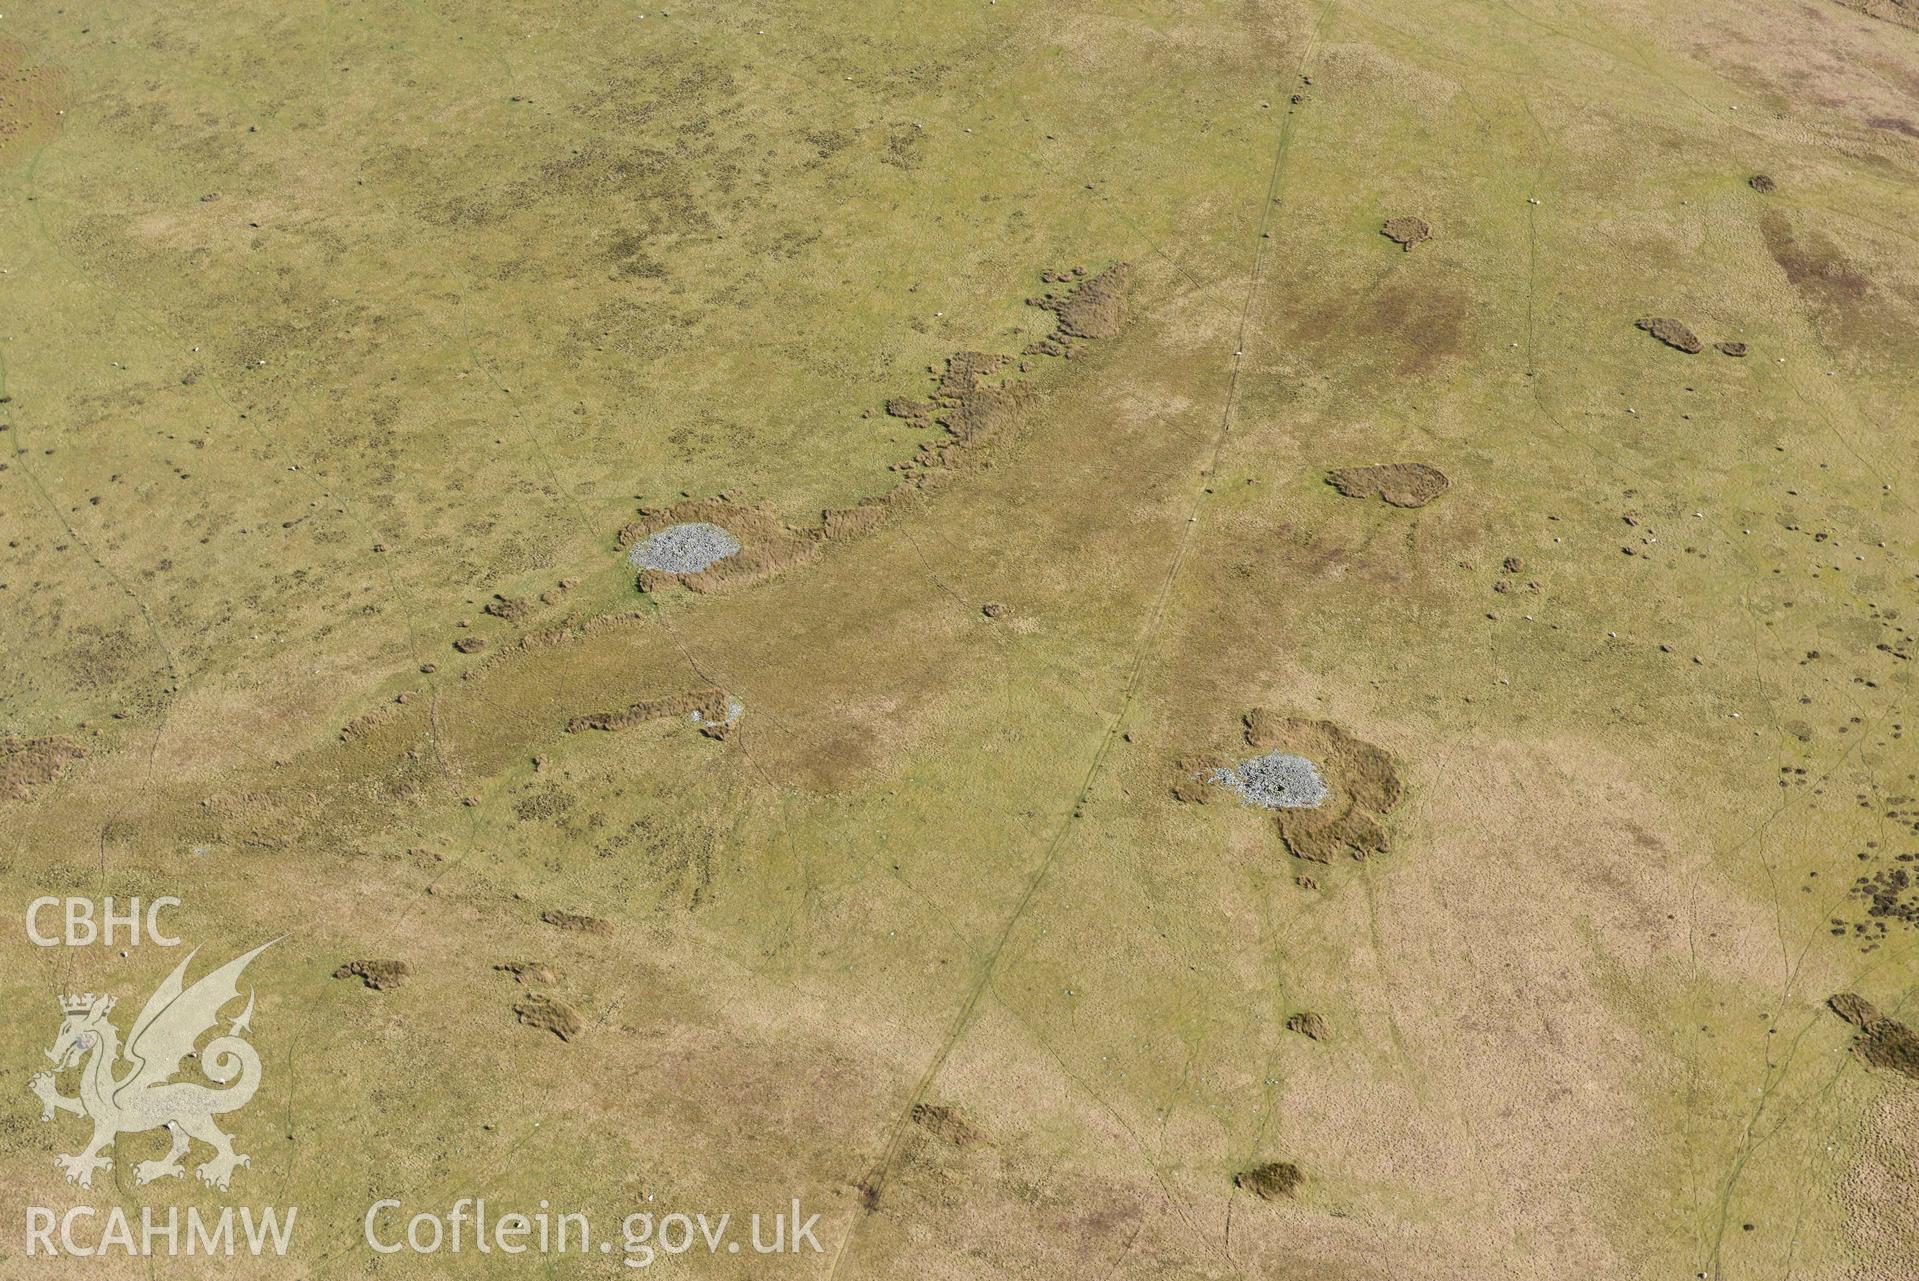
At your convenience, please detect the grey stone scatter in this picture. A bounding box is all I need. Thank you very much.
[1210,752,1328,809]
[627,522,742,573]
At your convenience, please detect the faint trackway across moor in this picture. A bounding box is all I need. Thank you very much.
[825,8,1338,1277]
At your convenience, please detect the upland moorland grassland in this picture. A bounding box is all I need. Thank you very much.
[3,1,1919,1277]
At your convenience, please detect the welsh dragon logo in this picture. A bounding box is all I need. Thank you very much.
[29,940,276,1191]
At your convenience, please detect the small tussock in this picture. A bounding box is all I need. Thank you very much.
[1750,174,1776,193]
[1325,463,1450,509]
[2,735,86,801]
[1635,316,1703,354]
[1380,216,1431,250]
[1234,1161,1304,1201]
[514,993,584,1041]
[1715,341,1748,357]
[333,959,410,990]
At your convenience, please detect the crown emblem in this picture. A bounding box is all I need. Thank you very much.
[58,993,110,1015]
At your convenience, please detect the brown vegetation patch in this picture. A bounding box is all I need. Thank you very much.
[1169,714,1401,862]
[1245,711,1401,863]
[1169,751,1229,804]
[1635,317,1703,353]
[0,44,64,172]
[1749,174,1776,194]
[1860,1022,1919,1079]
[621,265,1131,596]
[923,350,1038,460]
[1831,0,1919,30]
[1380,216,1431,250]
[339,692,421,743]
[1,735,85,800]
[619,497,810,594]
[496,960,557,985]
[1029,262,1132,343]
[513,787,575,823]
[1755,208,1905,366]
[1829,992,1919,1080]
[453,635,487,654]
[1234,1161,1304,1200]
[540,909,610,935]
[909,1103,982,1148]
[1832,992,1883,1028]
[1849,864,1919,935]
[1325,462,1450,508]
[333,959,410,990]
[514,993,584,1041]
[451,609,654,686]
[1760,211,1871,309]
[1715,341,1748,357]
[1348,280,1468,377]
[565,686,730,733]
[538,579,579,607]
